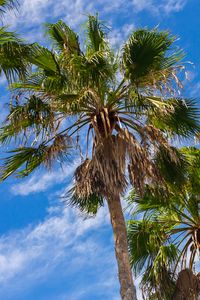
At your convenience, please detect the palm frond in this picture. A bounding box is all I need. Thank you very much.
[86,14,109,53]
[0,27,30,81]
[67,186,104,216]
[0,134,71,179]
[45,20,80,54]
[0,95,55,145]
[128,212,179,299]
[28,43,60,75]
[11,72,46,91]
[149,98,200,137]
[121,28,183,87]
[155,146,188,187]
[0,145,47,180]
[0,0,18,13]
[181,147,200,194]
[128,218,175,274]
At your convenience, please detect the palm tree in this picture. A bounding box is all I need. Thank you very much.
[127,147,200,299]
[0,15,199,299]
[0,0,29,81]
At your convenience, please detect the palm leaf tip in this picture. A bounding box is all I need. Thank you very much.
[45,20,80,54]
[0,0,19,13]
[166,98,200,137]
[0,135,71,180]
[0,146,46,180]
[66,186,104,216]
[86,14,109,53]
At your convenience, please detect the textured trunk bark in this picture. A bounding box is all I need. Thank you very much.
[107,195,137,300]
[172,269,200,300]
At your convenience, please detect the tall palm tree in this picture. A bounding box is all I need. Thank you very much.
[0,16,199,300]
[127,147,200,299]
[0,0,29,81]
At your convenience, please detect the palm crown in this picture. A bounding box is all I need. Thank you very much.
[0,16,199,186]
[0,15,199,300]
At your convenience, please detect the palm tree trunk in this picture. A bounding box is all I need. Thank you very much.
[107,195,137,300]
[172,269,200,300]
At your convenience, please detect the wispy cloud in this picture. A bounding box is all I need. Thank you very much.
[109,23,135,48]
[5,0,188,44]
[11,159,80,196]
[0,204,121,299]
[161,0,187,14]
[131,0,187,14]
[0,190,142,299]
[189,81,200,98]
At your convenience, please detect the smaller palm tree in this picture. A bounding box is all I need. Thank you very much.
[127,147,200,300]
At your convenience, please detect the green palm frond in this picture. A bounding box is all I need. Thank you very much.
[0,145,47,180]
[45,20,80,54]
[128,185,177,216]
[11,72,46,91]
[0,134,71,180]
[127,94,172,114]
[85,53,116,85]
[124,95,200,139]
[141,259,176,300]
[128,214,178,300]
[121,28,183,87]
[128,218,174,273]
[181,147,200,194]
[0,95,55,145]
[155,146,188,187]
[67,187,104,216]
[0,0,18,13]
[149,98,200,137]
[128,219,153,273]
[86,14,109,53]
[28,43,60,75]
[12,71,69,94]
[0,27,30,81]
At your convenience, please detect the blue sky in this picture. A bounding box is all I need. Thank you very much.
[0,0,200,299]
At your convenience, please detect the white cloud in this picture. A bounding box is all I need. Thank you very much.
[162,0,187,13]
[11,159,80,196]
[131,0,187,14]
[131,0,155,13]
[6,0,92,33]
[0,205,109,269]
[0,193,142,299]
[109,23,135,48]
[190,81,200,97]
[4,0,188,44]
[0,204,123,299]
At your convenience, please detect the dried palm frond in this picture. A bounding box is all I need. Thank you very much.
[44,134,71,168]
[73,135,127,199]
